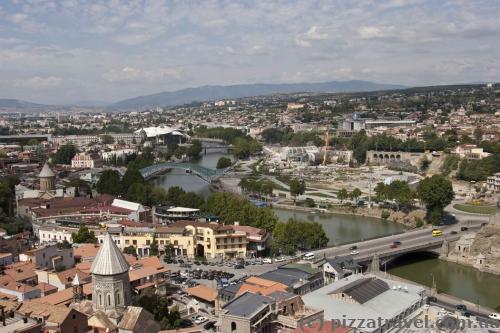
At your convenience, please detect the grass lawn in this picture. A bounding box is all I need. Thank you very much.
[453,204,496,215]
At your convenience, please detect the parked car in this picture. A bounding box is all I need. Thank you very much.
[204,321,216,330]
[263,258,272,264]
[275,256,286,262]
[450,231,458,235]
[234,264,244,269]
[460,226,469,231]
[194,316,207,324]
[456,304,467,311]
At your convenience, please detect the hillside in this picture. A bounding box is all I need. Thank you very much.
[106,80,406,111]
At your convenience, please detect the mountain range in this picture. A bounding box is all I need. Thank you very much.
[106,80,406,110]
[1,80,406,112]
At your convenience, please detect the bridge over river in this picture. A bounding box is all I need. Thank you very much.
[140,162,227,183]
[311,222,484,269]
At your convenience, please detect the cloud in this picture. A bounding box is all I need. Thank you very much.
[358,26,395,39]
[12,76,63,90]
[295,26,328,47]
[102,66,183,83]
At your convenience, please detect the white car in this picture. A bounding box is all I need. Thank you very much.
[489,313,500,321]
[350,250,360,255]
[263,258,272,264]
[194,316,207,324]
[275,256,286,262]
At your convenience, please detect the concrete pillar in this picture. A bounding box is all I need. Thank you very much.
[440,239,449,257]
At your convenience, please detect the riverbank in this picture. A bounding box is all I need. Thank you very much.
[442,223,500,276]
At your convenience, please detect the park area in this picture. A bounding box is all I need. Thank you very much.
[453,201,497,215]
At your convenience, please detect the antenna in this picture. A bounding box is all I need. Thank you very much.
[322,129,329,165]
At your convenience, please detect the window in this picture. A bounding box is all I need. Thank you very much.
[107,294,111,306]
[146,240,151,245]
[117,293,120,305]
[231,322,237,332]
[133,240,137,245]
[72,314,76,319]
[125,240,129,245]
[160,240,164,245]
[99,294,102,306]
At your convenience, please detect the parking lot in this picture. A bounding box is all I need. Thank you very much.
[163,257,285,284]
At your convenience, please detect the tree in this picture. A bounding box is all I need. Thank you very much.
[289,178,305,199]
[121,166,145,190]
[71,226,97,243]
[473,127,483,143]
[304,197,315,208]
[187,140,202,159]
[124,246,136,255]
[271,219,328,255]
[417,175,454,225]
[57,240,72,249]
[420,155,431,172]
[100,134,115,144]
[349,188,362,204]
[150,236,158,256]
[27,139,39,146]
[216,156,232,169]
[52,144,78,165]
[96,170,122,196]
[337,188,349,203]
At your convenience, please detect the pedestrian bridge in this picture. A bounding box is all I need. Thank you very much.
[140,162,226,183]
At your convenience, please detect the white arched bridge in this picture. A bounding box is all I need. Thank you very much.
[140,162,226,183]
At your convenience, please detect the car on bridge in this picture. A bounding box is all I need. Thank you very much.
[432,229,443,237]
[349,245,358,250]
[350,250,359,255]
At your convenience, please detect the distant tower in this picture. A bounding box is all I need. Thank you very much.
[38,162,55,192]
[91,233,131,316]
[72,272,84,302]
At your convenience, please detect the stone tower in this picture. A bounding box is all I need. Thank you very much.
[91,233,131,316]
[38,162,55,192]
[72,272,84,302]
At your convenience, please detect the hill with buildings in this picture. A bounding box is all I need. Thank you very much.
[106,80,406,111]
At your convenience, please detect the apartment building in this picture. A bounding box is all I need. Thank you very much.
[487,172,500,192]
[71,152,102,169]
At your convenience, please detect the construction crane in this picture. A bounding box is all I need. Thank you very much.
[322,129,329,165]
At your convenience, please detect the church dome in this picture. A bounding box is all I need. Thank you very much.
[90,234,129,275]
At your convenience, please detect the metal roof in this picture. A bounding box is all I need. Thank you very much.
[90,233,129,276]
[38,162,55,178]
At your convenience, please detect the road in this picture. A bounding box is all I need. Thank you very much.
[310,221,485,261]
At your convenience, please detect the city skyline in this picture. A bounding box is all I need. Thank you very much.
[0,0,499,104]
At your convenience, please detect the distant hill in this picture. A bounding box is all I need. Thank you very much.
[106,80,406,111]
[0,98,46,109]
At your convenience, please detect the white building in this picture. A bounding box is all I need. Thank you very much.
[111,198,147,221]
[38,225,74,244]
[71,152,101,169]
[487,172,500,192]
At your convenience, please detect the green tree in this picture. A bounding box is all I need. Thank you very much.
[337,188,349,203]
[52,144,78,165]
[473,127,483,143]
[150,235,158,256]
[124,245,136,255]
[349,188,362,204]
[122,166,145,190]
[289,178,305,199]
[216,156,232,169]
[187,140,202,159]
[96,170,122,196]
[101,134,115,144]
[304,197,315,208]
[417,175,454,225]
[71,226,97,244]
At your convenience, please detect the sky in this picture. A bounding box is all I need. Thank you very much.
[0,0,499,105]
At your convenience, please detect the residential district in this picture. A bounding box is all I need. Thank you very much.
[0,83,499,333]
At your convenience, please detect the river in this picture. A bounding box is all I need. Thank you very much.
[272,208,405,246]
[152,150,500,310]
[388,253,500,310]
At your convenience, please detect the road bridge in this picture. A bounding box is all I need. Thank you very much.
[140,162,226,183]
[312,223,484,269]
